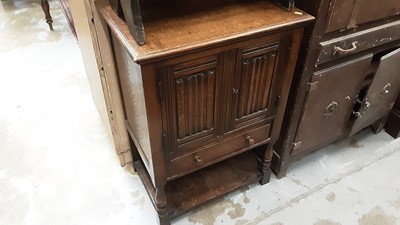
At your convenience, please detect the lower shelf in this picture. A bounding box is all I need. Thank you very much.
[134,151,262,219]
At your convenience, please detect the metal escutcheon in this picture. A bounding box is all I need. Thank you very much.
[324,101,338,117]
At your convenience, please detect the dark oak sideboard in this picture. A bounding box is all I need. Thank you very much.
[273,0,400,178]
[98,0,313,224]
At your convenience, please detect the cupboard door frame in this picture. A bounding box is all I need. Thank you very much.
[230,41,281,130]
[158,54,223,155]
[350,48,400,135]
[292,54,373,155]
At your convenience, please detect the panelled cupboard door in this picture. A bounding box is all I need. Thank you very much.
[159,55,222,155]
[159,41,284,156]
[325,0,400,33]
[292,54,373,155]
[231,42,281,130]
[350,48,400,135]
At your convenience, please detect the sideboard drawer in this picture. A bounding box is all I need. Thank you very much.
[169,123,271,178]
[354,0,400,27]
[317,20,400,65]
[325,0,400,33]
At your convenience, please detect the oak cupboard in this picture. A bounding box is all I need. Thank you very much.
[98,0,313,223]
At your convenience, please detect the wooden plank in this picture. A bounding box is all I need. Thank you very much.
[70,0,132,165]
[88,0,132,164]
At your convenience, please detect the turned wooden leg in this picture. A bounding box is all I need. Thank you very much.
[259,143,274,185]
[155,186,170,225]
[41,0,53,30]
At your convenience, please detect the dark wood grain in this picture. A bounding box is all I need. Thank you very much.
[355,0,400,26]
[293,55,372,155]
[273,0,400,178]
[236,44,278,121]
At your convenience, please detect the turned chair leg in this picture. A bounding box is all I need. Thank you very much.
[41,0,53,30]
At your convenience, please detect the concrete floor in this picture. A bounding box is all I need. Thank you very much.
[1,1,400,225]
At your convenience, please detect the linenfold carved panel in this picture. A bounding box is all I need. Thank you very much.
[175,69,216,139]
[236,53,276,118]
[234,43,279,127]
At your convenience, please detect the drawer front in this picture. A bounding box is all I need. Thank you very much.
[354,0,400,27]
[169,124,271,178]
[325,0,400,33]
[318,20,400,65]
[325,0,355,33]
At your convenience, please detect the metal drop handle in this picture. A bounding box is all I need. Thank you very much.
[333,41,358,55]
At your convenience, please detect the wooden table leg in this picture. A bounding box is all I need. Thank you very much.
[41,0,53,30]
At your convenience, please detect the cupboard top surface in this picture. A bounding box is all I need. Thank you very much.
[100,0,313,63]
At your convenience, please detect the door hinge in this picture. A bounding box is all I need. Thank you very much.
[292,141,302,152]
[307,81,319,93]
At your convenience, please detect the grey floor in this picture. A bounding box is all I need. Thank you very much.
[1,1,400,225]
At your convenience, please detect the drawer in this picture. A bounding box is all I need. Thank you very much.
[317,20,400,65]
[354,0,400,27]
[325,0,400,33]
[169,124,271,178]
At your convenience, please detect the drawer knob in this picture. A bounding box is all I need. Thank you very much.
[193,155,203,166]
[333,41,358,55]
[246,136,255,145]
